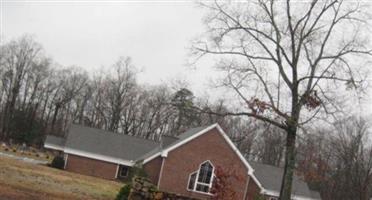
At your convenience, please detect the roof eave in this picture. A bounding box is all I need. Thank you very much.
[44,143,65,151]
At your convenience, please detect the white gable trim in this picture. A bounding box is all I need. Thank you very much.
[143,124,217,164]
[214,124,264,191]
[142,123,264,191]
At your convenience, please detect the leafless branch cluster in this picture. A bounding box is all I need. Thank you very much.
[191,0,371,199]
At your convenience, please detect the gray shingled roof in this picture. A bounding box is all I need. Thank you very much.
[44,135,66,148]
[136,126,210,161]
[45,124,160,161]
[176,126,211,140]
[250,161,321,199]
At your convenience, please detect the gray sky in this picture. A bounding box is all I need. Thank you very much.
[1,0,371,116]
[1,0,217,97]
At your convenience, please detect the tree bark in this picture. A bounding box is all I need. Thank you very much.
[280,125,297,200]
[51,103,61,134]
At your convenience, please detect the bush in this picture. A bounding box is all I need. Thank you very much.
[9,109,45,145]
[254,194,266,200]
[128,162,147,180]
[51,155,65,169]
[116,184,131,200]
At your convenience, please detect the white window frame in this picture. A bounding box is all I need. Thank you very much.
[187,171,198,190]
[186,160,215,195]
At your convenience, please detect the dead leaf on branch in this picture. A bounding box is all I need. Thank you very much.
[303,91,321,110]
[248,98,269,114]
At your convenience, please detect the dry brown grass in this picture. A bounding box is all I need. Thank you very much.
[0,156,122,200]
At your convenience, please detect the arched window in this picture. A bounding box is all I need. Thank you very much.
[187,161,215,194]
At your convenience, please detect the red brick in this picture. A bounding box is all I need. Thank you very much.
[246,177,261,200]
[144,156,163,184]
[65,154,118,180]
[151,127,256,200]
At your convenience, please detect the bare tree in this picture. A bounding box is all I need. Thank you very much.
[297,116,372,200]
[1,35,42,139]
[192,0,371,199]
[50,66,88,134]
[255,123,285,166]
[330,117,372,200]
[105,57,137,133]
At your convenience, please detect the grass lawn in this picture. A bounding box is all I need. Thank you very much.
[0,156,122,200]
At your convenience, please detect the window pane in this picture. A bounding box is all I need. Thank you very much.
[119,166,129,177]
[188,172,197,190]
[197,162,213,184]
[196,184,209,193]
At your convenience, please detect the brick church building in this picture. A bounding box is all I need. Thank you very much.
[45,124,320,200]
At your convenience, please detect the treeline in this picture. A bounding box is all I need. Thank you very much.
[1,35,371,199]
[0,35,252,145]
[297,117,372,200]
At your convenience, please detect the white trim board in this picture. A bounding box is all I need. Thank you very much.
[44,143,65,151]
[64,147,134,166]
[45,144,134,167]
[142,123,265,192]
[143,124,217,164]
[215,124,264,190]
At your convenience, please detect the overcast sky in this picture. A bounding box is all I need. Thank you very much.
[1,0,219,97]
[1,0,371,115]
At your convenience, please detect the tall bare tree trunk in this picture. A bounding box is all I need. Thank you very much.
[51,103,61,134]
[2,84,21,138]
[280,126,297,200]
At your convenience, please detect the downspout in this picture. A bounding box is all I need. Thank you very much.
[63,154,69,169]
[243,172,251,200]
[157,157,165,188]
[157,134,167,188]
[115,164,120,179]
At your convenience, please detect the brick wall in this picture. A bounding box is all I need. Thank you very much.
[246,177,262,200]
[143,156,163,185]
[154,127,256,200]
[65,154,118,180]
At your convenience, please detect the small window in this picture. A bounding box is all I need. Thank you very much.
[188,172,197,190]
[198,162,213,184]
[119,165,129,178]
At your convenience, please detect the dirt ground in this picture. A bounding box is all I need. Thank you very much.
[0,156,122,200]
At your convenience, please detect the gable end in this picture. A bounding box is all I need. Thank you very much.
[142,123,264,192]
